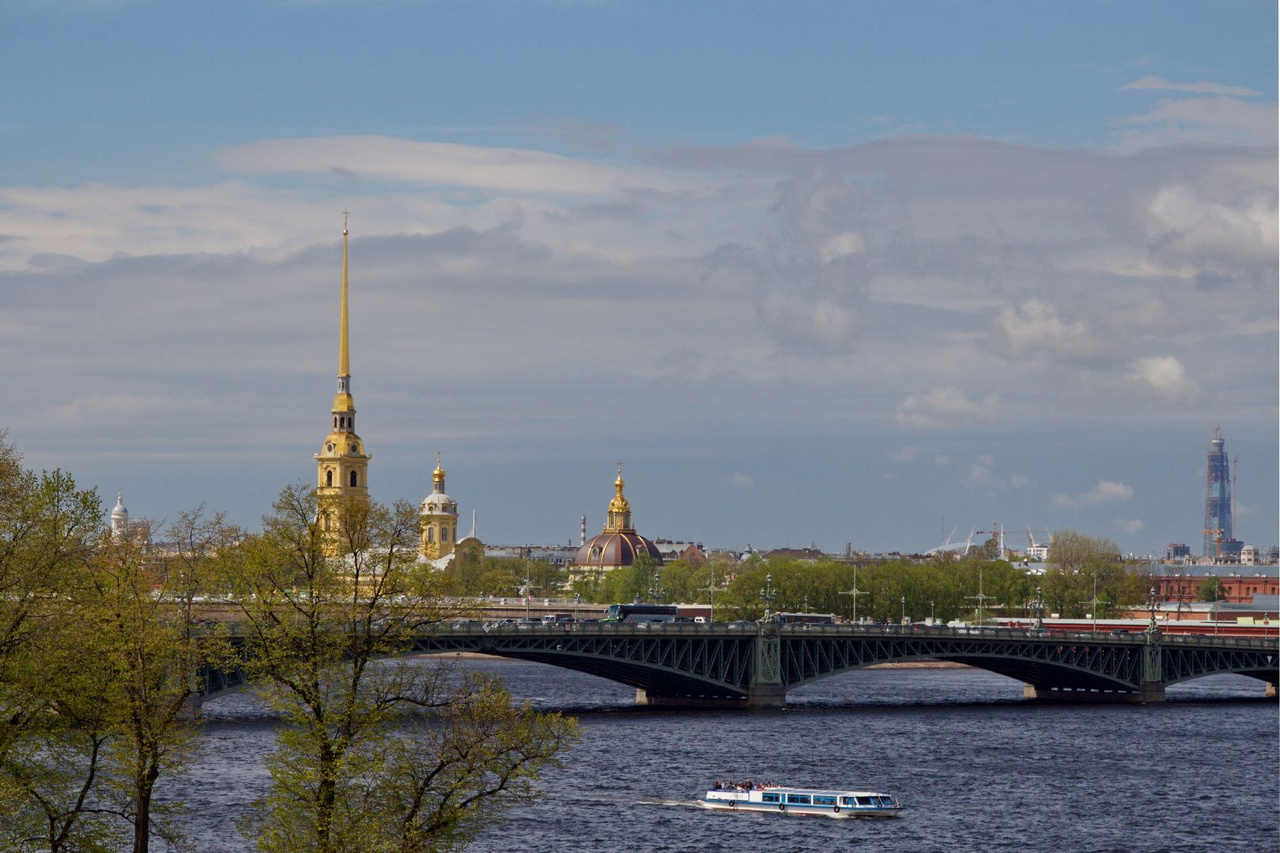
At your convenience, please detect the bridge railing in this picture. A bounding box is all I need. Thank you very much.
[220,618,1275,651]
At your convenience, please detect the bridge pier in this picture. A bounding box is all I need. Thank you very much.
[635,684,787,710]
[1022,684,1165,704]
[1266,682,1277,699]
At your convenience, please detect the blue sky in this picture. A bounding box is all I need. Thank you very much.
[1,0,1276,556]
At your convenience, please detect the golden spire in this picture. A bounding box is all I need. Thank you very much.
[331,211,355,415]
[339,209,350,379]
[433,451,446,486]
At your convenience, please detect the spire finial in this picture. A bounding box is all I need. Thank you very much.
[338,212,350,379]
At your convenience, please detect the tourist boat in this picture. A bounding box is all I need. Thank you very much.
[699,782,901,818]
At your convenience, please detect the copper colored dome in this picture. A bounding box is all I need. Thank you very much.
[574,531,664,569]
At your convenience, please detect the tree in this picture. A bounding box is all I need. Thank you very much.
[0,437,233,852]
[1048,530,1120,574]
[1199,576,1225,602]
[0,438,123,852]
[79,509,237,853]
[222,486,578,853]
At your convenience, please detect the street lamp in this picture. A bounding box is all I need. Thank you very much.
[901,595,906,625]
[929,600,935,625]
[839,566,866,625]
[760,573,776,621]
[1146,586,1160,639]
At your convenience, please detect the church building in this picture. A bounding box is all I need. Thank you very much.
[572,466,663,577]
[314,213,371,552]
[419,454,459,562]
[311,215,472,565]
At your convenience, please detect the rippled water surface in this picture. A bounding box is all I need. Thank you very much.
[175,658,1277,852]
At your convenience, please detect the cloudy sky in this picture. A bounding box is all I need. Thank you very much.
[1,1,1275,556]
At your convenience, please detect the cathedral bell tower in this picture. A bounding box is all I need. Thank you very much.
[314,212,371,545]
[419,453,459,561]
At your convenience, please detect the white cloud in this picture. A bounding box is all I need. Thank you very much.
[1121,76,1260,97]
[988,299,1113,366]
[1127,356,1198,399]
[216,135,678,196]
[894,387,998,431]
[728,472,754,489]
[1053,480,1135,509]
[1115,518,1146,534]
[1115,95,1278,149]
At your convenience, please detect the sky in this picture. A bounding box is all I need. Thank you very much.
[1,0,1276,557]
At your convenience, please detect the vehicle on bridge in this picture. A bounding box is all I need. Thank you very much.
[772,612,837,625]
[603,603,679,623]
[700,782,901,818]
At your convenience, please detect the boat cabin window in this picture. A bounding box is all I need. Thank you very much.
[840,796,856,806]
[855,796,875,806]
[813,795,837,806]
[786,795,811,805]
[761,793,780,803]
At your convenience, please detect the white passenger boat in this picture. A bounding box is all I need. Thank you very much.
[700,782,901,818]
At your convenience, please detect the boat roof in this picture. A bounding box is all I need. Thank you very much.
[737,785,890,796]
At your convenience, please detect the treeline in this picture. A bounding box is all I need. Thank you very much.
[0,435,577,853]
[445,532,1149,624]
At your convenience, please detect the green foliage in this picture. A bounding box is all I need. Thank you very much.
[222,485,579,853]
[1199,576,1225,602]
[0,434,237,852]
[444,557,566,599]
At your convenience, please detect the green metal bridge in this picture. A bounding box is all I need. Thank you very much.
[199,621,1278,709]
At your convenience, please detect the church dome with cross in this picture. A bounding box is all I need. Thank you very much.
[573,466,663,571]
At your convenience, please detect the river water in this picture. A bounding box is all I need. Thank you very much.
[177,658,1278,852]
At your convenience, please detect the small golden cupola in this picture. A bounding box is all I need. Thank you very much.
[419,453,460,562]
[605,465,634,533]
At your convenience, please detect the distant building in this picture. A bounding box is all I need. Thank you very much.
[1202,428,1233,558]
[108,490,150,544]
[1151,565,1279,604]
[653,539,706,565]
[571,466,663,577]
[313,216,371,553]
[419,454,459,563]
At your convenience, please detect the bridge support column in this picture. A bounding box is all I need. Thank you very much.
[634,689,781,709]
[744,683,787,709]
[1023,684,1165,704]
[1266,682,1277,699]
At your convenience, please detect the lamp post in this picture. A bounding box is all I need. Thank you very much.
[761,573,776,622]
[930,599,936,625]
[839,566,866,625]
[901,595,907,625]
[1035,585,1043,630]
[706,573,717,623]
[1146,586,1160,639]
[524,566,532,620]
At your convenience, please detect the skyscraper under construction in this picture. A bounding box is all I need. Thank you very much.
[1202,428,1233,558]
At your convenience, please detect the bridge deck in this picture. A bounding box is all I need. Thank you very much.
[202,621,1279,709]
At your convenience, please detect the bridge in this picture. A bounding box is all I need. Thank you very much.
[199,621,1278,709]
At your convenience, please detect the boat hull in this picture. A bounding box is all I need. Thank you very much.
[698,799,900,819]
